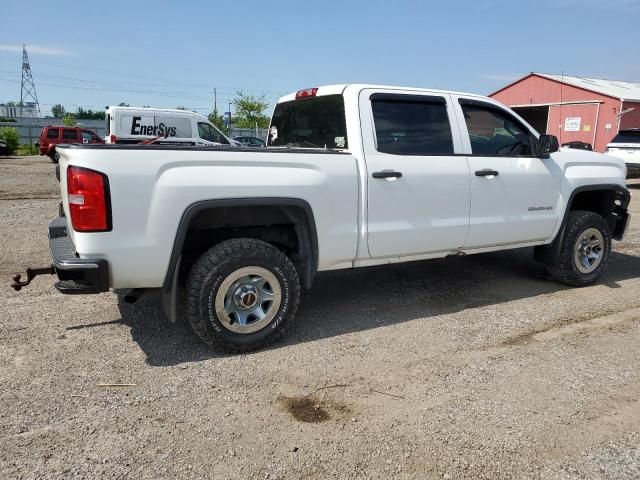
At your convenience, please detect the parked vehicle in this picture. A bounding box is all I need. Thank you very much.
[37,126,104,163]
[105,106,236,146]
[605,128,640,178]
[0,140,9,156]
[233,136,265,147]
[562,141,592,151]
[14,84,630,353]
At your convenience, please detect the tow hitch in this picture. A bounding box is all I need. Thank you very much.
[11,266,55,291]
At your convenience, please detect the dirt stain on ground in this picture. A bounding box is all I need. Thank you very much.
[280,396,330,423]
[278,395,351,423]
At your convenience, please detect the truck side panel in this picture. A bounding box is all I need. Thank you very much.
[58,147,360,288]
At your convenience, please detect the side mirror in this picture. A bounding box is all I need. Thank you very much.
[538,134,559,157]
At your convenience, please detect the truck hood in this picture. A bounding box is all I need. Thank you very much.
[556,147,627,183]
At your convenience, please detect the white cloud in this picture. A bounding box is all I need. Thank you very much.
[478,74,521,82]
[0,44,76,56]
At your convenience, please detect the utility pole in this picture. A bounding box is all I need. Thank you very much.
[20,45,40,118]
[214,87,217,113]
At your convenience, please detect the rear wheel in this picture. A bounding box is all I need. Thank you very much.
[185,238,301,353]
[49,150,60,163]
[546,210,611,286]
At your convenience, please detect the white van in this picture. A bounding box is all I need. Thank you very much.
[105,106,235,146]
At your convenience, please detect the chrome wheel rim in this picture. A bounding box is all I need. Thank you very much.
[573,228,604,274]
[215,266,281,334]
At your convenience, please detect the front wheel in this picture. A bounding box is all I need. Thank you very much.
[546,210,611,287]
[185,238,301,353]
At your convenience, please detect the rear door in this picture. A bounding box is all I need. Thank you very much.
[62,128,80,144]
[452,96,561,248]
[361,89,471,258]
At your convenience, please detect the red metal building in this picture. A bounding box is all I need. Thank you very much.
[490,73,640,152]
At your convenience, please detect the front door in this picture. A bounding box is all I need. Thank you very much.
[361,90,471,258]
[453,97,562,248]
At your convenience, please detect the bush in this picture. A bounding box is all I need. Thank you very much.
[62,113,75,126]
[0,127,19,154]
[17,144,38,155]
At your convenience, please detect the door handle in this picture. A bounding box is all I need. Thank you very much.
[372,170,403,179]
[475,169,499,177]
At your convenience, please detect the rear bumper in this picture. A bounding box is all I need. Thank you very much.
[49,217,109,294]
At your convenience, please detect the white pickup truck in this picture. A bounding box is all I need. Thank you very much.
[13,84,631,352]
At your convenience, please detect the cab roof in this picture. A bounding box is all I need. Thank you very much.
[276,84,492,104]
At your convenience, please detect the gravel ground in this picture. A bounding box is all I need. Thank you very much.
[1,155,639,479]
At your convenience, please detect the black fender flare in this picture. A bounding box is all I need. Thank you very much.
[534,183,630,265]
[161,197,319,322]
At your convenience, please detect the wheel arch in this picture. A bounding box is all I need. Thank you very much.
[535,183,630,265]
[161,198,318,322]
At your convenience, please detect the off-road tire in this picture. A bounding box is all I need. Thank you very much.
[546,210,611,287]
[185,238,301,353]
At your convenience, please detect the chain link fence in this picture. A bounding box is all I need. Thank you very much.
[229,128,268,141]
[0,118,105,145]
[0,118,267,145]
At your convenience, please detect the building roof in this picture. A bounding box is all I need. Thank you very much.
[536,73,640,102]
[493,73,640,102]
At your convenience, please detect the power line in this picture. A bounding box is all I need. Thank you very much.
[0,77,282,104]
[0,66,287,97]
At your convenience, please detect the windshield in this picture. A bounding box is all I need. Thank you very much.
[610,130,640,145]
[268,94,348,149]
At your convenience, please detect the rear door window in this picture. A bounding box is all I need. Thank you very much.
[268,94,348,149]
[63,129,79,141]
[370,94,454,155]
[610,130,640,145]
[46,128,59,139]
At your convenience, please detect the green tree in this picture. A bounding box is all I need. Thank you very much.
[76,107,105,120]
[208,108,229,134]
[118,102,130,107]
[51,104,65,118]
[176,105,185,110]
[62,113,75,126]
[232,92,270,129]
[0,127,20,154]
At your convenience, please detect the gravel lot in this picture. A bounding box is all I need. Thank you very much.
[1,155,639,479]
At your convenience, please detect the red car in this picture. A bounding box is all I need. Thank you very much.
[38,126,104,163]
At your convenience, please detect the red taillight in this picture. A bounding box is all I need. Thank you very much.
[66,166,111,232]
[109,134,117,143]
[295,87,318,99]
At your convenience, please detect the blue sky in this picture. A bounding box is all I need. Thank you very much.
[0,0,638,116]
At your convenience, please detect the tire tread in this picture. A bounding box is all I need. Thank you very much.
[185,238,300,353]
[546,210,611,287]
